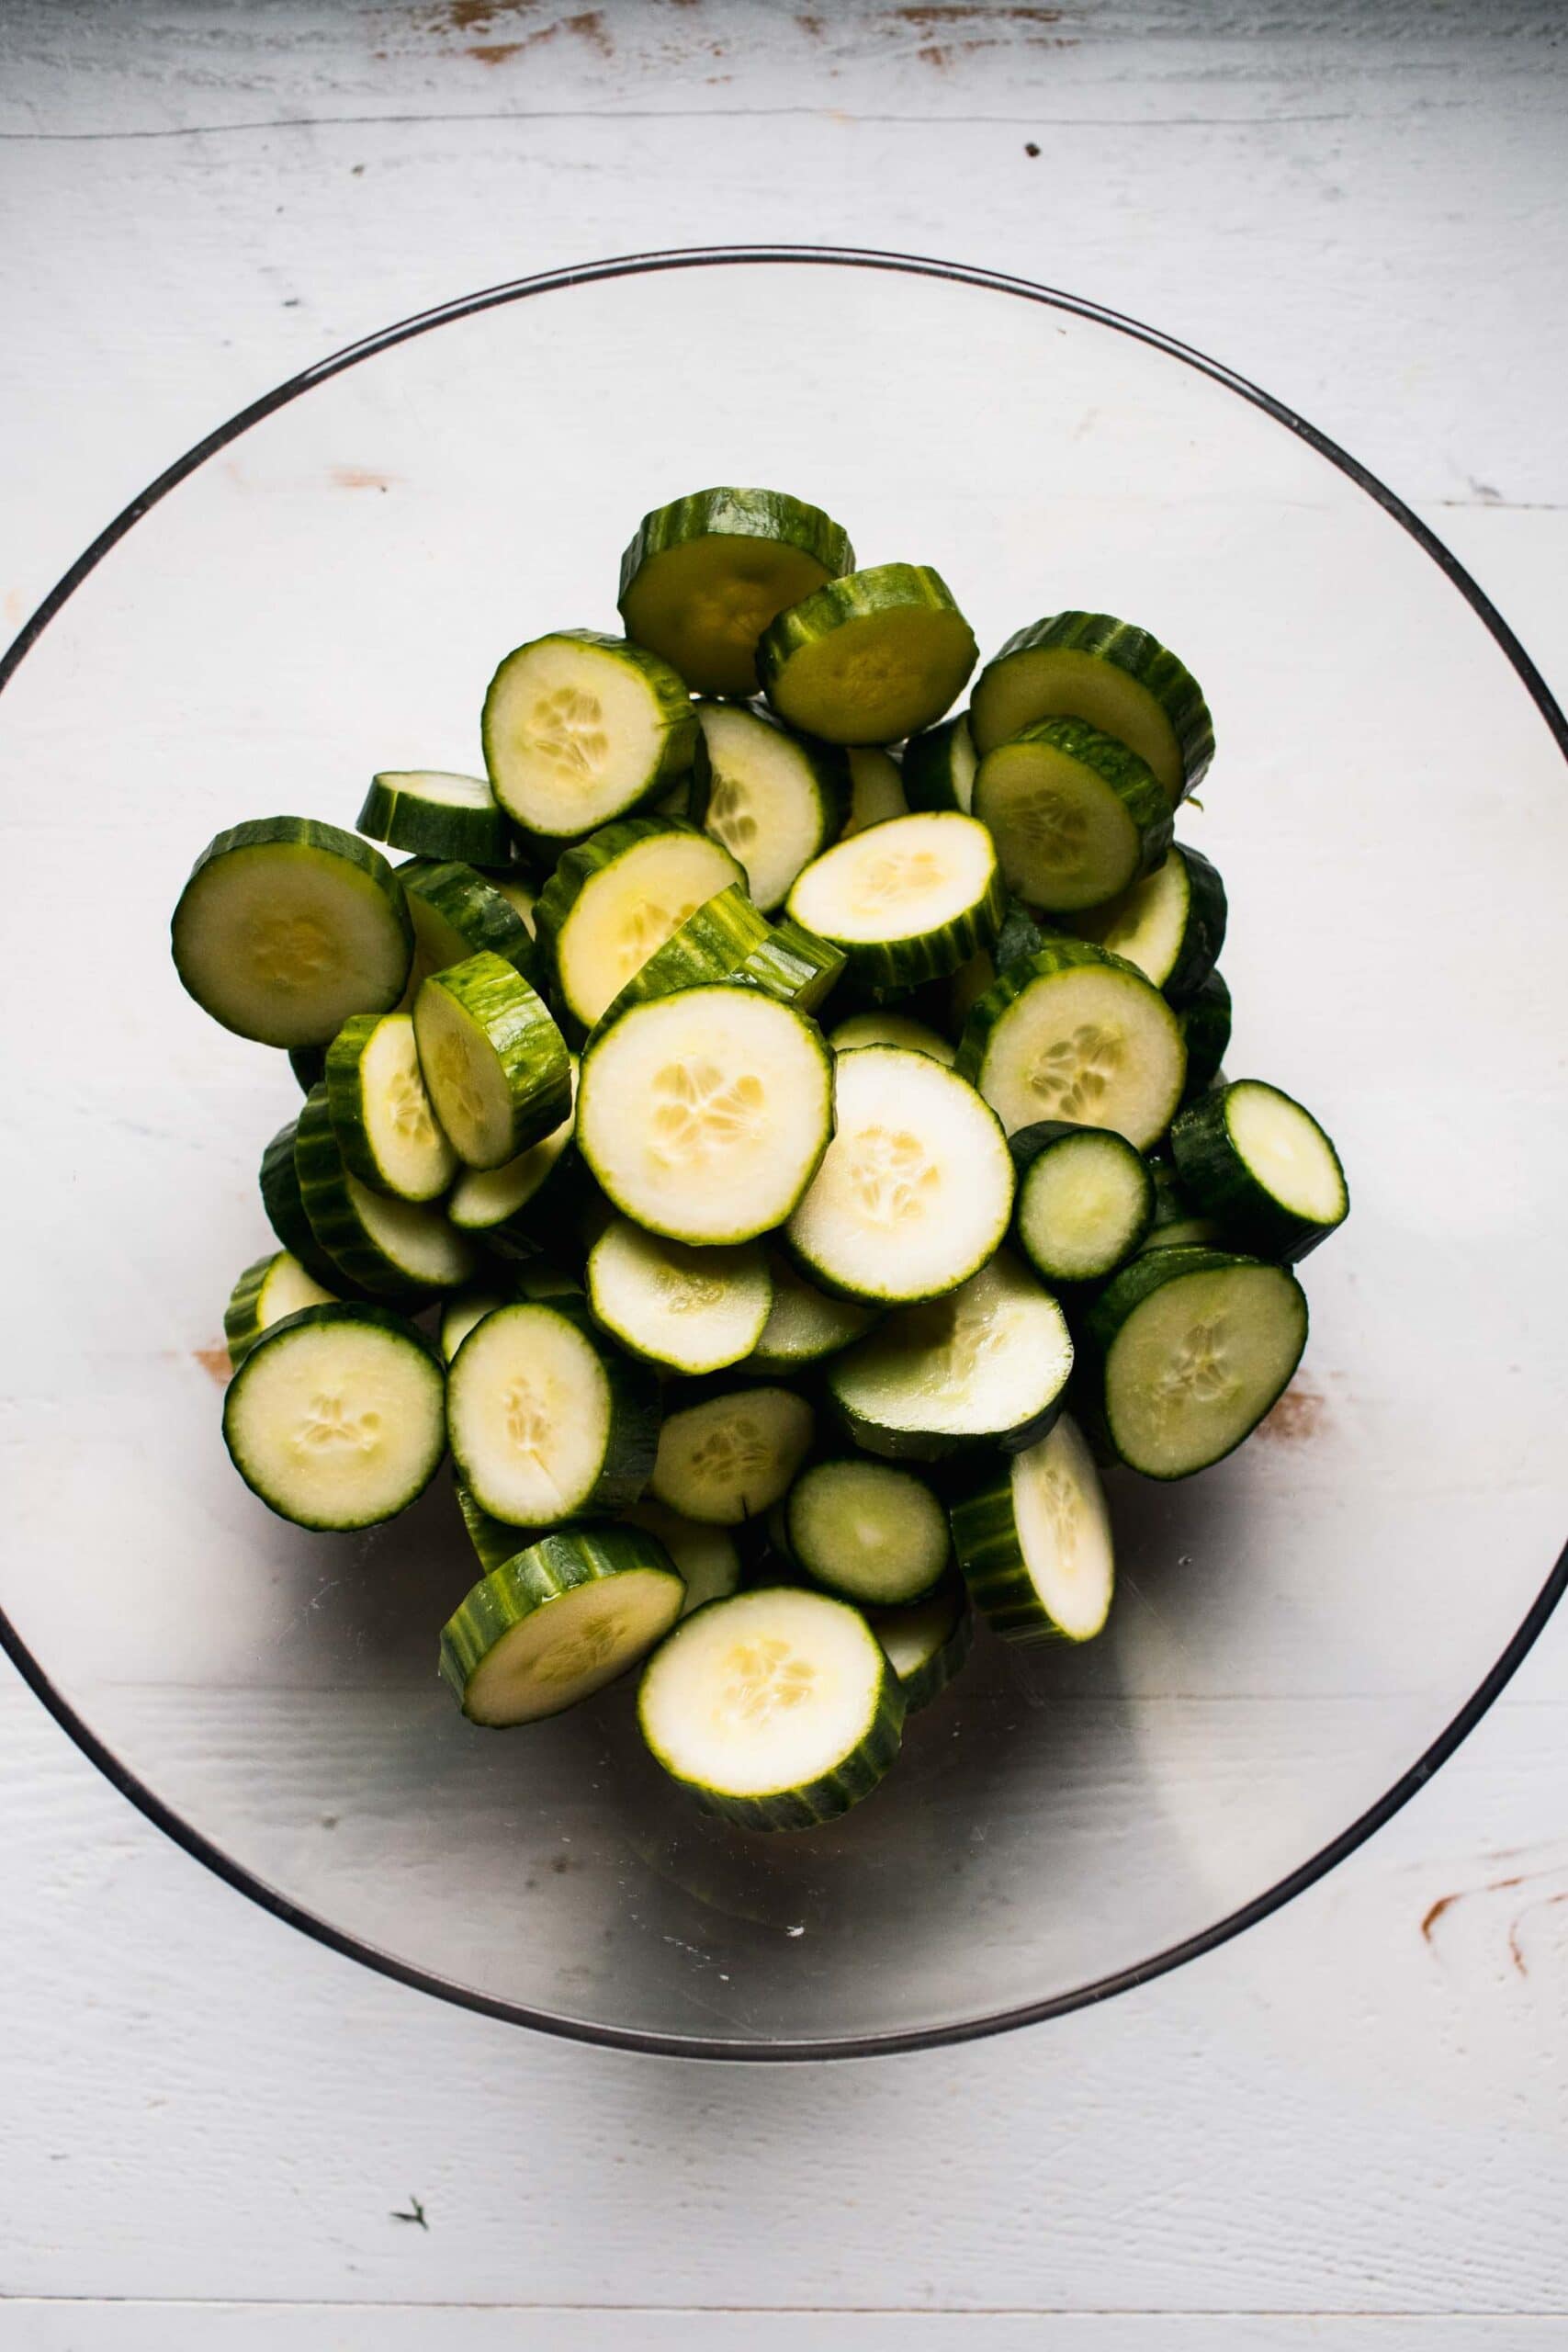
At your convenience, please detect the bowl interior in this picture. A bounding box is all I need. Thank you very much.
[4,254,1566,2054]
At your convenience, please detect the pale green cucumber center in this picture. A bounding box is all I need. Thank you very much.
[379,769,495,810]
[351,1177,474,1286]
[976,741,1139,911]
[625,1500,742,1618]
[698,703,832,910]
[625,537,832,698]
[751,1256,872,1365]
[414,982,515,1167]
[639,1588,884,1796]
[774,607,973,743]
[588,1220,771,1373]
[179,844,407,1048]
[446,1064,577,1229]
[974,647,1182,797]
[450,1308,612,1523]
[1073,852,1189,983]
[832,1250,1070,1438]
[256,1251,336,1327]
[980,966,1183,1147]
[1019,1134,1148,1281]
[442,1289,505,1361]
[467,1571,681,1726]
[487,871,538,933]
[949,719,977,814]
[652,1389,814,1524]
[558,833,741,1024]
[872,1588,962,1682]
[229,1323,441,1523]
[1010,1416,1114,1639]
[1106,1264,1304,1476]
[829,1011,955,1065]
[489,639,667,832]
[1226,1084,1346,1223]
[788,1461,948,1604]
[359,1013,458,1199]
[842,747,908,836]
[790,813,993,946]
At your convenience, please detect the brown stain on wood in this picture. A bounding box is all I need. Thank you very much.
[1419,1865,1568,1976]
[468,38,525,60]
[331,465,398,492]
[426,0,539,32]
[192,1345,231,1386]
[1255,1384,1325,1443]
[1507,1890,1568,1979]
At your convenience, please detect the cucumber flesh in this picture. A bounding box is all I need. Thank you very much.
[412,951,570,1170]
[326,1010,458,1203]
[618,487,854,698]
[587,1218,773,1374]
[223,1249,337,1371]
[625,1498,742,1617]
[445,1057,580,1245]
[842,747,908,837]
[455,1474,532,1574]
[973,717,1172,913]
[958,940,1186,1148]
[1066,842,1226,1003]
[828,1010,954,1066]
[482,630,697,841]
[1010,1119,1154,1284]
[295,1083,475,1300]
[222,1304,446,1530]
[446,1299,659,1527]
[784,1456,949,1606]
[441,1526,684,1726]
[902,715,976,816]
[441,1286,510,1363]
[969,612,1213,803]
[651,1384,814,1525]
[786,1045,1013,1306]
[952,1415,1114,1643]
[400,859,540,992]
[637,1586,903,1829]
[870,1580,973,1713]
[747,1254,874,1373]
[592,882,844,1034]
[358,770,512,867]
[1172,1079,1348,1261]
[538,820,745,1028]
[760,563,977,746]
[696,702,847,912]
[787,811,1003,992]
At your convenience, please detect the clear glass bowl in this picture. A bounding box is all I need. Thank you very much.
[4,249,1565,2059]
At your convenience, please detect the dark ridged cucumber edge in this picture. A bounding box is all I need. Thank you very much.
[446,1298,661,1525]
[481,631,699,842]
[971,611,1214,797]
[357,773,513,867]
[949,1458,1101,1645]
[975,716,1173,910]
[902,715,976,814]
[1170,1081,1348,1261]
[1178,967,1233,1101]
[324,1011,448,1199]
[789,812,1006,993]
[223,1250,284,1370]
[288,1044,328,1092]
[533,816,744,1027]
[416,951,572,1164]
[757,564,979,744]
[440,1524,682,1724]
[873,1582,975,1712]
[402,858,542,989]
[1067,841,1227,1003]
[259,1115,362,1295]
[292,1084,441,1304]
[617,487,854,605]
[1009,1118,1156,1283]
[593,883,845,1037]
[454,1475,535,1576]
[954,933,1184,1100]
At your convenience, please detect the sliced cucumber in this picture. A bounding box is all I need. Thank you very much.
[222,1304,445,1531]
[593,883,844,1033]
[577,986,832,1246]
[625,1498,742,1618]
[951,1414,1114,1643]
[446,1297,659,1527]
[947,900,1052,1036]
[842,747,908,837]
[956,938,1186,1148]
[400,858,541,991]
[1010,1119,1155,1285]
[787,811,1003,992]
[295,1083,476,1301]
[1139,1155,1223,1254]
[441,1526,683,1726]
[969,611,1214,804]
[442,1285,509,1363]
[482,865,538,936]
[288,1043,327,1093]
[1170,1080,1349,1261]
[1083,1245,1308,1478]
[973,718,1172,914]
[534,818,745,1029]
[693,700,849,912]
[902,715,976,815]
[171,818,412,1048]
[412,951,570,1170]
[446,1057,581,1257]
[617,487,854,698]
[827,1009,954,1065]
[1066,842,1226,1003]
[786,1045,1012,1305]
[870,1579,974,1713]
[650,1384,814,1525]
[826,1248,1071,1460]
[482,630,697,842]
[783,1457,949,1607]
[223,1249,337,1372]
[1179,967,1233,1102]
[455,1473,530,1574]
[760,563,978,746]
[587,1218,772,1374]
[637,1586,903,1830]
[325,1010,458,1203]
[358,770,512,867]
[259,1115,356,1294]
[746,1253,874,1374]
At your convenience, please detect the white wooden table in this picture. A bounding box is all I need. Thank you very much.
[4,6,1567,2341]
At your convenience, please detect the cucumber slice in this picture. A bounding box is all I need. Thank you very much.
[482,865,538,936]
[288,1043,327,1093]
[1179,967,1233,1102]
[446,1057,581,1257]
[870,1579,974,1713]
[1139,1155,1223,1254]
[973,718,1172,914]
[446,1297,660,1527]
[617,487,854,698]
[1065,842,1226,1004]
[787,811,1003,992]
[783,1457,949,1607]
[786,1045,1012,1305]
[625,1498,742,1618]
[951,1414,1114,1643]
[637,1586,903,1830]
[956,938,1186,1148]
[295,1083,476,1301]
[442,1286,509,1363]
[222,1304,446,1531]
[400,858,541,991]
[586,1218,773,1374]
[694,701,850,912]
[1083,1246,1308,1478]
[455,1473,531,1574]
[947,899,1053,1036]
[650,1384,815,1524]
[902,715,976,815]
[760,563,978,746]
[827,1010,954,1065]
[441,1526,684,1726]
[325,1010,458,1203]
[826,1248,1072,1460]
[482,630,697,842]
[534,819,745,1030]
[358,770,512,867]
[1010,1119,1155,1284]
[171,818,412,1048]
[593,883,844,1033]
[223,1249,338,1371]
[969,611,1214,804]
[412,951,570,1170]
[577,986,832,1246]
[1170,1080,1348,1261]
[259,1115,357,1295]
[746,1253,874,1374]
[842,747,908,836]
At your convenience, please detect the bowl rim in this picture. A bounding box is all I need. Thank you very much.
[4,242,1565,2063]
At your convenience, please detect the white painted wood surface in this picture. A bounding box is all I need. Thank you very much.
[3,3,1567,2338]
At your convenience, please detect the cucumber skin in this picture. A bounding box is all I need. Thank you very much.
[976,716,1174,910]
[1141,1154,1224,1253]
[533,816,745,1031]
[875,1587,975,1711]
[1178,967,1233,1102]
[402,858,543,990]
[791,816,1007,994]
[450,1141,597,1263]
[293,1083,457,1304]
[325,1012,450,1201]
[440,1525,682,1724]
[1081,1245,1309,1477]
[417,952,572,1166]
[1169,1083,1349,1262]
[358,773,513,868]
[455,1475,537,1576]
[259,1115,362,1295]
[970,611,1215,797]
[954,934,1187,1109]
[950,1464,1094,1645]
[592,883,844,1036]
[222,1303,446,1532]
[758,564,979,745]
[902,715,976,815]
[637,1587,907,1831]
[222,1250,298,1371]
[1010,1119,1156,1284]
[447,1298,661,1528]
[481,630,698,843]
[288,1044,327,1092]
[618,487,853,606]
[1161,845,1227,1002]
[696,699,853,888]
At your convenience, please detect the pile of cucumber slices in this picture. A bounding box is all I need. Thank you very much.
[174,483,1349,1834]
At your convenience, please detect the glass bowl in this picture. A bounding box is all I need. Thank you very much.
[4,248,1565,2061]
